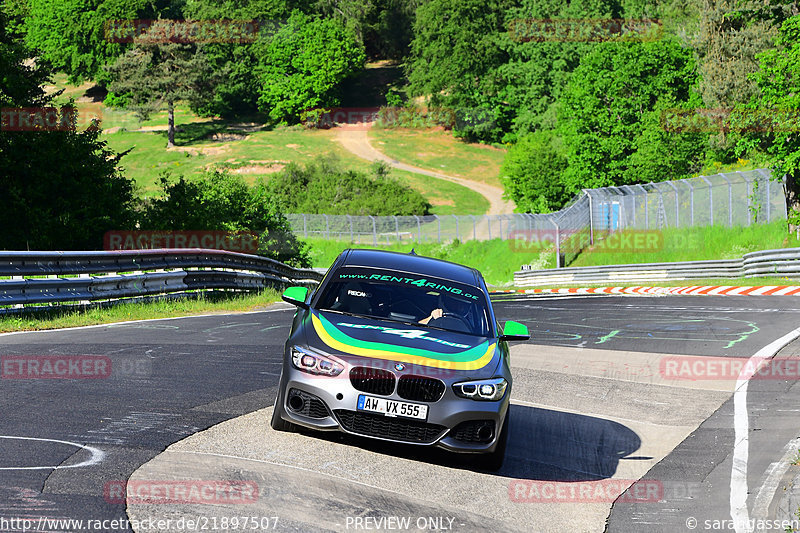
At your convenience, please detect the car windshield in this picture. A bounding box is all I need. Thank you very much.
[315,267,492,337]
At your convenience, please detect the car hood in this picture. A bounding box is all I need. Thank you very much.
[302,309,499,375]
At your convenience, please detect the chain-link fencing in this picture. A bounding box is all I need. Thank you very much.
[286,169,786,267]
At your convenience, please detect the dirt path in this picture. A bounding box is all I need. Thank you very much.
[335,127,515,215]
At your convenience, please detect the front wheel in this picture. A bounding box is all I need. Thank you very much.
[270,392,298,432]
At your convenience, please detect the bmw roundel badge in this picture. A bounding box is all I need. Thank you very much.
[394,363,405,371]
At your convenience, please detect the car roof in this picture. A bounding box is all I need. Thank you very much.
[336,249,481,286]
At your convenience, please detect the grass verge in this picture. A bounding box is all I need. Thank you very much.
[566,220,799,268]
[0,290,281,333]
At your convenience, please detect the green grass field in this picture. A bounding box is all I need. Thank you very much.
[0,290,281,333]
[44,75,496,215]
[369,128,507,188]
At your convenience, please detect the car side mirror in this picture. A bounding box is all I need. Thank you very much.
[282,286,309,309]
[499,320,530,341]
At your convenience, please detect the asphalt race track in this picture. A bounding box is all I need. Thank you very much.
[2,295,800,532]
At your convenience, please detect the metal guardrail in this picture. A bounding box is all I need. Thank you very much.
[0,249,324,309]
[514,247,800,286]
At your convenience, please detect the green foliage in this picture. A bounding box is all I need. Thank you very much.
[500,131,571,213]
[141,170,311,267]
[254,11,366,123]
[559,38,706,190]
[741,14,800,223]
[315,0,415,59]
[181,0,302,118]
[0,12,136,250]
[407,0,513,142]
[265,155,432,216]
[22,0,172,82]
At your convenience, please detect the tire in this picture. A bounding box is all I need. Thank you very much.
[475,410,510,472]
[270,393,298,432]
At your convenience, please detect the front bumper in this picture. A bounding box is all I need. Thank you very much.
[274,363,510,453]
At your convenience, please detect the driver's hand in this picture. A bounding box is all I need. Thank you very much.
[431,308,443,320]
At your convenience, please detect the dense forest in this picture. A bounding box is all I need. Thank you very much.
[2,0,800,254]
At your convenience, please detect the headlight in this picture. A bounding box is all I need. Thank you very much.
[453,377,507,401]
[290,346,344,376]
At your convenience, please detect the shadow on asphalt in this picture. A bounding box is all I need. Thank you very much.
[291,404,642,481]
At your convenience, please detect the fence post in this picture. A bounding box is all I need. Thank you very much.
[719,174,733,226]
[549,217,561,268]
[742,173,753,226]
[487,216,492,239]
[394,216,400,242]
[470,215,476,240]
[413,215,421,242]
[453,215,459,241]
[324,214,330,238]
[369,216,377,245]
[683,179,694,226]
[435,215,441,242]
[667,181,680,227]
[583,190,594,245]
[636,184,649,229]
[700,176,713,226]
[757,169,772,222]
[303,214,307,238]
[621,185,636,227]
[347,215,353,241]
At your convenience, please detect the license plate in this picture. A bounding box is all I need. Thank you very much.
[357,395,428,421]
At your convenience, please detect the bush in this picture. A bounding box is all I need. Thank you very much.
[140,170,311,267]
[265,155,432,216]
[500,131,571,213]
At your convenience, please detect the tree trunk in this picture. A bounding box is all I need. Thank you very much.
[785,171,800,237]
[167,102,175,148]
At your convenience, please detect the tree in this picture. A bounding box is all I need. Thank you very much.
[559,37,705,191]
[22,0,176,83]
[182,0,305,118]
[0,13,136,250]
[742,14,800,231]
[500,131,570,213]
[107,22,219,147]
[406,0,514,142]
[254,11,365,123]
